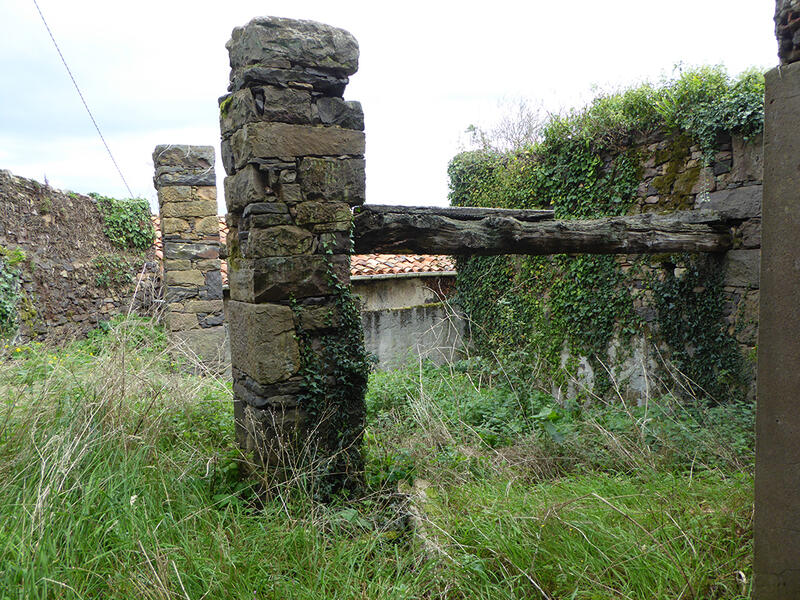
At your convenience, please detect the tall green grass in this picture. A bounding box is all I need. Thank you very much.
[0,318,753,599]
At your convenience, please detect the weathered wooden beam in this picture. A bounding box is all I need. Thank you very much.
[353,205,733,255]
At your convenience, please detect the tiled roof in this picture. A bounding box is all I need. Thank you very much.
[351,254,455,276]
[152,215,455,282]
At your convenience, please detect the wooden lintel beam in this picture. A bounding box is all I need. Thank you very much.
[352,205,733,256]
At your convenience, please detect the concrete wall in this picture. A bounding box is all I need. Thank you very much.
[352,273,465,369]
[361,303,465,369]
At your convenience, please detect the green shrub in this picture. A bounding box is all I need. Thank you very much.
[0,247,25,340]
[91,193,155,251]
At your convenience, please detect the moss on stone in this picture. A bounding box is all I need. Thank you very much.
[651,135,699,211]
[219,95,233,117]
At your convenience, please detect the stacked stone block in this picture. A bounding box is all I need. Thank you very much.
[220,17,367,485]
[153,145,227,365]
[776,0,800,64]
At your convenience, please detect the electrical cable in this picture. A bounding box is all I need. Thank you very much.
[31,0,135,198]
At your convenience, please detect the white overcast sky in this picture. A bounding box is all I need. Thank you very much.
[0,1,777,212]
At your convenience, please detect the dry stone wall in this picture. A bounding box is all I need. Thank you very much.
[0,169,159,342]
[621,132,762,357]
[588,132,762,401]
[220,16,368,486]
[153,145,228,366]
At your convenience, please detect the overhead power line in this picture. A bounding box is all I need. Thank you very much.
[31,0,134,198]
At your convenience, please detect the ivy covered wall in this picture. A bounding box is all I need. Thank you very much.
[0,169,158,343]
[450,67,764,403]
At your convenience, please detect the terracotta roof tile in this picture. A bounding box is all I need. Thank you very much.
[152,216,455,285]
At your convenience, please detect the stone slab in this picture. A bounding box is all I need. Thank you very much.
[297,157,366,206]
[231,123,365,168]
[243,225,313,257]
[164,242,219,261]
[226,300,300,385]
[153,145,216,187]
[731,134,763,183]
[173,326,230,366]
[224,165,273,213]
[698,185,762,220]
[220,87,313,139]
[158,186,192,204]
[228,254,349,302]
[314,98,364,130]
[226,16,359,75]
[723,249,761,289]
[228,66,348,96]
[160,199,217,218]
[232,367,302,409]
[153,145,215,170]
[166,312,199,331]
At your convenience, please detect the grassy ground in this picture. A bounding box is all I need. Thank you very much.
[0,319,754,599]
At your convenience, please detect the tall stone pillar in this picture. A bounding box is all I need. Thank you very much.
[220,17,369,492]
[153,145,227,366]
[754,4,800,595]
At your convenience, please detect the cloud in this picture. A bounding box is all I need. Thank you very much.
[0,0,778,215]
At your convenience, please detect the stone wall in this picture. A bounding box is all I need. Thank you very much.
[0,169,159,342]
[776,0,800,64]
[607,132,760,401]
[153,145,228,367]
[621,131,762,359]
[220,16,368,487]
[521,131,762,402]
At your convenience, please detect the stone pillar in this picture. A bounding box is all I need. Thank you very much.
[220,17,369,492]
[153,145,227,366]
[754,61,800,597]
[776,0,800,64]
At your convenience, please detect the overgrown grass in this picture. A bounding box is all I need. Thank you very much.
[0,318,754,598]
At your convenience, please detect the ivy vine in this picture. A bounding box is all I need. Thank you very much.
[92,255,134,289]
[0,247,26,340]
[91,193,155,251]
[451,65,763,399]
[650,255,748,403]
[292,247,371,498]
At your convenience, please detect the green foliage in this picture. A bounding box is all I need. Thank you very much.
[91,193,155,251]
[0,325,755,599]
[451,65,762,396]
[219,95,233,116]
[452,146,642,389]
[655,66,765,160]
[0,247,25,340]
[650,255,749,403]
[293,250,372,498]
[534,65,764,157]
[366,361,561,447]
[92,254,134,289]
[424,471,752,599]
